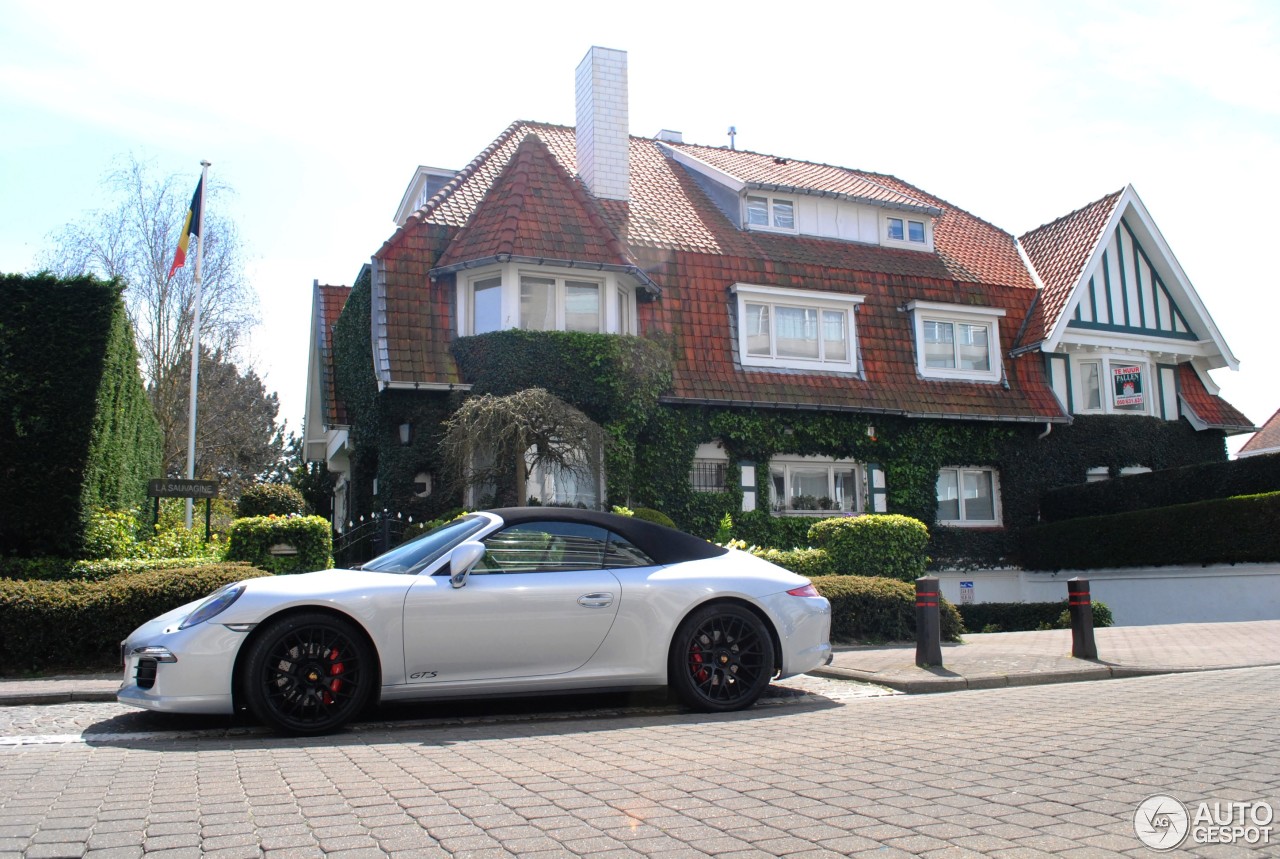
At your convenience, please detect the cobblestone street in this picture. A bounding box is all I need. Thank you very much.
[1,668,1277,857]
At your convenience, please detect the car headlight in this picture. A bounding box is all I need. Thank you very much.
[179,584,247,629]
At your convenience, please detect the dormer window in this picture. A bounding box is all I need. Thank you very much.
[887,216,927,244]
[733,284,863,372]
[745,195,797,233]
[908,301,1004,383]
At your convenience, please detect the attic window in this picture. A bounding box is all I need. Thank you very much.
[887,217,926,244]
[745,195,797,232]
[907,301,1004,383]
[732,283,863,372]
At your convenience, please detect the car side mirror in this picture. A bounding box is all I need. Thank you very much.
[449,541,487,588]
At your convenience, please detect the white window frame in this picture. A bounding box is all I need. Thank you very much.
[936,466,1002,527]
[733,283,864,373]
[908,300,1004,383]
[457,264,636,336]
[768,455,864,517]
[882,213,934,250]
[1071,354,1154,416]
[743,193,799,234]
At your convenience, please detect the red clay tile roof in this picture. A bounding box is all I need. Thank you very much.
[1178,364,1254,433]
[635,247,1063,422]
[366,122,1076,421]
[317,284,351,427]
[1238,407,1280,455]
[435,134,633,271]
[1018,189,1123,342]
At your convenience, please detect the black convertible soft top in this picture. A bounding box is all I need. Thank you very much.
[487,508,729,566]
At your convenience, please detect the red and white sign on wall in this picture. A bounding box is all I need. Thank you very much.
[1112,365,1144,407]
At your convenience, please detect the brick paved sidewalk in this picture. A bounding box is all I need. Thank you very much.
[2,619,1277,705]
[815,619,1280,692]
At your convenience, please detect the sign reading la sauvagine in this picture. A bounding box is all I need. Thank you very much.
[147,478,219,499]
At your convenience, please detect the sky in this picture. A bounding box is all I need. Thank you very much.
[2,0,1278,453]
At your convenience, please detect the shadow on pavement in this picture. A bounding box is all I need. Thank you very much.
[81,682,839,750]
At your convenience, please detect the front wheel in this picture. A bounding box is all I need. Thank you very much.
[242,612,374,735]
[668,604,775,712]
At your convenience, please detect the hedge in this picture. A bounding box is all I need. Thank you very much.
[811,575,962,643]
[808,515,929,581]
[1022,492,1280,570]
[957,600,1114,633]
[237,483,307,518]
[752,547,836,579]
[0,556,221,583]
[0,563,268,672]
[1040,452,1280,522]
[0,274,162,557]
[225,515,333,573]
[733,510,824,551]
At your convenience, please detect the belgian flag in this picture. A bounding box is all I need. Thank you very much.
[168,177,203,279]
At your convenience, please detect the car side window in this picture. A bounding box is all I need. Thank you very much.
[604,531,656,568]
[475,521,611,573]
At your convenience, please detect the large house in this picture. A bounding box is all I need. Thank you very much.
[304,47,1251,565]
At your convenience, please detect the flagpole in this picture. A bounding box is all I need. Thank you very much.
[184,160,211,529]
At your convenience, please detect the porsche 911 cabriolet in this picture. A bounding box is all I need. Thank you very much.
[119,508,832,734]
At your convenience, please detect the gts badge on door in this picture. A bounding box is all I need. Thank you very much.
[409,670,439,680]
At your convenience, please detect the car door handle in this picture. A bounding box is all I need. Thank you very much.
[577,593,614,608]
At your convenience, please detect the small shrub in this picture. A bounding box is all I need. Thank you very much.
[811,575,962,643]
[631,507,676,528]
[713,512,733,545]
[808,515,929,581]
[0,562,268,672]
[752,547,835,579]
[81,508,141,560]
[225,515,333,573]
[236,484,307,518]
[957,600,1114,633]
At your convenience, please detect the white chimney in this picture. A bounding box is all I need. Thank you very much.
[575,46,629,201]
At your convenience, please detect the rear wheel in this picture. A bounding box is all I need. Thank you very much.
[242,612,373,735]
[669,604,775,712]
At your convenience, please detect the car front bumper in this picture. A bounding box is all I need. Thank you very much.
[118,619,250,715]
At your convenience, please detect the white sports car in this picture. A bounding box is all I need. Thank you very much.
[119,508,832,734]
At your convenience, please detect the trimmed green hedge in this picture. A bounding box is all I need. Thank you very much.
[809,515,929,581]
[237,483,307,518]
[0,556,221,583]
[1040,453,1280,522]
[631,507,676,528]
[0,562,268,672]
[0,274,162,557]
[957,600,1114,633]
[753,547,836,579]
[226,515,333,573]
[812,575,962,643]
[1023,492,1280,570]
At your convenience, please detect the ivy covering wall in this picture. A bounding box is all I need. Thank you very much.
[331,288,1228,568]
[0,273,163,557]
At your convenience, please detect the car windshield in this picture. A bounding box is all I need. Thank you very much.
[358,514,490,574]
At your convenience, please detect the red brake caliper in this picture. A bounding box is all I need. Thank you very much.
[690,643,708,683]
[325,648,344,703]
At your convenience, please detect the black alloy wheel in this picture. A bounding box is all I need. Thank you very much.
[243,612,374,735]
[669,603,775,712]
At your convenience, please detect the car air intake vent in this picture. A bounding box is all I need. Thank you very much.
[135,659,158,690]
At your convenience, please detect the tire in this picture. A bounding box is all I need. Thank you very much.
[242,612,374,735]
[668,603,775,712]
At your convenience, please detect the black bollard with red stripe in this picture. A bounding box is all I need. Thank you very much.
[1068,577,1099,659]
[915,576,943,667]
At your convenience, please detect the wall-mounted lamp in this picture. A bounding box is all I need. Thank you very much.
[399,422,413,446]
[866,425,877,442]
